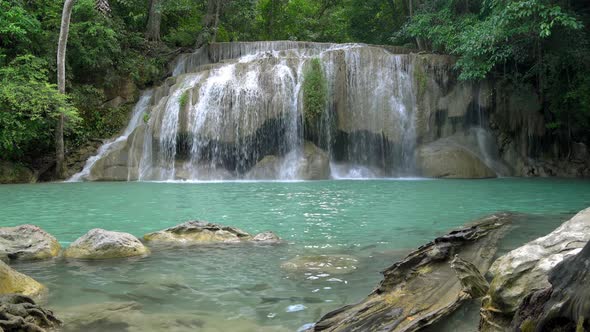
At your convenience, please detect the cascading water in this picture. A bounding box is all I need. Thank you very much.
[75,41,506,181]
[68,90,153,182]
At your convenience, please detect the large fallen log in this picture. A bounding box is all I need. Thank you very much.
[310,213,513,332]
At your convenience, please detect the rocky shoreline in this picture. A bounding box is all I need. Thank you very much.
[1,208,589,331]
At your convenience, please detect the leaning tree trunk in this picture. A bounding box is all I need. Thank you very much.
[56,0,76,179]
[146,0,161,41]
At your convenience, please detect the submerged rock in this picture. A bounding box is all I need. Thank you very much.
[251,231,282,244]
[310,213,513,332]
[510,240,590,332]
[480,207,590,331]
[0,224,61,262]
[58,301,289,332]
[0,260,45,298]
[144,221,282,246]
[64,229,149,259]
[281,255,359,275]
[0,294,61,331]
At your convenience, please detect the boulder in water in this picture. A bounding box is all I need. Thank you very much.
[64,229,149,259]
[0,161,34,184]
[144,221,256,244]
[480,207,590,331]
[0,294,61,331]
[251,231,282,244]
[281,255,359,275]
[0,260,45,298]
[510,240,590,332]
[309,213,513,332]
[0,225,61,262]
[416,140,496,178]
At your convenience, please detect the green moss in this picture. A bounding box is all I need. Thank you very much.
[302,58,327,125]
[143,112,150,124]
[414,60,427,98]
[576,317,585,332]
[521,319,536,332]
[179,91,189,109]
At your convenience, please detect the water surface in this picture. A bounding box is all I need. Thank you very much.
[2,178,589,331]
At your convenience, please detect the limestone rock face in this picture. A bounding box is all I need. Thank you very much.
[416,140,496,179]
[245,155,281,180]
[480,207,590,331]
[0,161,34,184]
[281,255,359,275]
[510,240,590,332]
[64,229,149,259]
[297,142,331,180]
[144,221,252,244]
[0,260,45,298]
[486,207,590,313]
[0,225,61,262]
[0,294,62,331]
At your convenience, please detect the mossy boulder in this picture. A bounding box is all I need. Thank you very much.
[64,229,149,259]
[144,221,282,245]
[0,260,45,298]
[0,161,34,184]
[0,225,61,262]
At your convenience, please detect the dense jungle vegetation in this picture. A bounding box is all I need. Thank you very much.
[0,0,588,177]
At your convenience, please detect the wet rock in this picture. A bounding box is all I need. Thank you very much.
[0,260,45,298]
[246,142,330,180]
[281,255,359,275]
[510,240,590,332]
[143,221,252,244]
[0,225,61,262]
[310,213,514,332]
[64,229,149,259]
[251,231,282,244]
[480,207,590,331]
[0,294,61,331]
[297,142,331,180]
[416,140,496,179]
[450,255,489,299]
[246,155,282,180]
[0,161,34,184]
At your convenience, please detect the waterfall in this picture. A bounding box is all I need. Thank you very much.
[68,90,153,182]
[75,41,506,181]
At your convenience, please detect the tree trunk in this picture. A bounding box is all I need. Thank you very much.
[56,0,76,179]
[211,0,221,42]
[146,0,161,41]
[195,0,218,48]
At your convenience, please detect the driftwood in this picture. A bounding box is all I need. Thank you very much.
[310,213,513,332]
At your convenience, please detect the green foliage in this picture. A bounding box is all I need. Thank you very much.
[0,55,78,159]
[179,91,189,108]
[302,58,327,124]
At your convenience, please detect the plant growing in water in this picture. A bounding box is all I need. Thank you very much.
[302,58,327,125]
